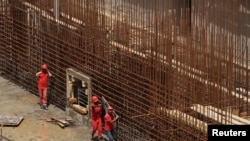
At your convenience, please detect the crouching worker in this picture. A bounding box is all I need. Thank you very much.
[104,106,118,141]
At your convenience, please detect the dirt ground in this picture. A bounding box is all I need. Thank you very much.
[0,76,94,141]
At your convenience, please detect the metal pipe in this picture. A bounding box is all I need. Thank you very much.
[54,0,59,20]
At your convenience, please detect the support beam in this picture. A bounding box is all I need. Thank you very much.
[190,104,249,125]
[157,107,207,133]
[206,105,250,124]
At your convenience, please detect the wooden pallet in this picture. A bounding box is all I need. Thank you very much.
[0,115,24,126]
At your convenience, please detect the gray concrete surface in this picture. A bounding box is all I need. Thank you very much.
[0,76,94,141]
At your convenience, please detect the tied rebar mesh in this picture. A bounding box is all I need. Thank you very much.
[0,0,249,141]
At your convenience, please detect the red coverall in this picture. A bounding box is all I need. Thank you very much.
[37,72,49,106]
[104,113,115,131]
[104,113,115,141]
[92,104,102,139]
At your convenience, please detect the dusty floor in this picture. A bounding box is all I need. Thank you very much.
[0,76,95,141]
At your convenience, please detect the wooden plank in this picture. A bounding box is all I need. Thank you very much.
[206,106,250,124]
[190,104,243,125]
[157,107,207,132]
[51,117,70,126]
[56,121,66,128]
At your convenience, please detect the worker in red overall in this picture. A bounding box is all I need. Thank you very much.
[91,95,103,140]
[36,64,52,110]
[104,106,118,141]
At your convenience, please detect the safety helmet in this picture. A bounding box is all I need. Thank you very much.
[41,64,48,69]
[108,106,113,110]
[92,96,99,103]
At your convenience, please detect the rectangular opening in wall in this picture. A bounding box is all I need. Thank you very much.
[66,68,92,126]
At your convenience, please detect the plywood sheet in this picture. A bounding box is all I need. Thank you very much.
[0,115,24,126]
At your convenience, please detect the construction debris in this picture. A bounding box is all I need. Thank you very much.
[0,115,23,126]
[45,117,75,128]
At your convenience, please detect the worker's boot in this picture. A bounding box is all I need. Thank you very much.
[98,136,103,141]
[41,105,48,110]
[91,134,94,140]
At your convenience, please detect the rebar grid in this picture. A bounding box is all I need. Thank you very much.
[0,0,249,140]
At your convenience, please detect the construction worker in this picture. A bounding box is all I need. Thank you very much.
[36,64,52,110]
[104,106,118,141]
[91,95,103,140]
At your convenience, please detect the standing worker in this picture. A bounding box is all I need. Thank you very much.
[104,106,118,141]
[91,95,103,140]
[36,64,52,110]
